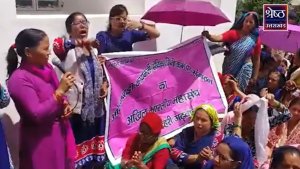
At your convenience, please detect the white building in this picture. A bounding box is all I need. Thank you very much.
[0,0,237,168]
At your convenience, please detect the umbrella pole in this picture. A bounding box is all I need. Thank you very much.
[180,26,183,43]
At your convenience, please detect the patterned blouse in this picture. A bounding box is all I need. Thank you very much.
[0,85,10,109]
[224,107,291,157]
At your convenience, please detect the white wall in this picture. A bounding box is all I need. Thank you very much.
[17,0,146,14]
[0,0,236,168]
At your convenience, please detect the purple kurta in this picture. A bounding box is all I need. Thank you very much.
[7,62,75,169]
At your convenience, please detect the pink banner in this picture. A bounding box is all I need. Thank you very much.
[104,37,227,164]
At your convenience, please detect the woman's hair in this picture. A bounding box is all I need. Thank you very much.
[6,28,47,78]
[270,146,300,169]
[269,71,286,89]
[288,97,300,108]
[231,12,259,31]
[261,56,276,70]
[107,4,128,31]
[224,12,259,55]
[65,12,87,33]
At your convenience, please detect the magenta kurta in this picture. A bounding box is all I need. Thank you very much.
[7,62,75,169]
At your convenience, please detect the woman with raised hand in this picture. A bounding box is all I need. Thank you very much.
[202,12,261,92]
[53,12,108,168]
[96,4,160,54]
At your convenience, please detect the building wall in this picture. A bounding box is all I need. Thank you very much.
[0,0,237,168]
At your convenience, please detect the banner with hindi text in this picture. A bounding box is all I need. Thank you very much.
[103,36,227,165]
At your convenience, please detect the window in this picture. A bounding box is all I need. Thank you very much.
[16,0,62,11]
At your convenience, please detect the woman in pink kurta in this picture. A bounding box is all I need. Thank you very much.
[267,97,300,151]
[6,28,76,169]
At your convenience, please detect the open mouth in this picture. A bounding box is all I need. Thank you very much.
[79,29,87,36]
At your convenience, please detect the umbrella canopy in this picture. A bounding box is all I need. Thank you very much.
[259,24,300,53]
[142,0,230,26]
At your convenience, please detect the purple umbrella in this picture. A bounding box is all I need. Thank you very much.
[142,0,230,26]
[142,0,230,42]
[259,24,300,53]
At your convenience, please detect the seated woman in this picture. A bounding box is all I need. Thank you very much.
[247,56,278,95]
[96,4,160,54]
[268,97,300,154]
[258,97,300,168]
[269,146,300,169]
[222,94,291,167]
[218,73,246,111]
[202,136,254,169]
[171,104,223,169]
[108,112,170,169]
[259,71,286,101]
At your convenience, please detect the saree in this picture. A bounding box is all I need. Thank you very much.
[106,137,170,169]
[223,36,256,91]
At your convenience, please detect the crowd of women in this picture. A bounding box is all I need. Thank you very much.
[1,4,300,169]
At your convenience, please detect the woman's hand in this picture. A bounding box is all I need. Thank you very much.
[285,80,297,91]
[228,79,238,92]
[233,102,243,119]
[201,31,210,38]
[129,151,148,169]
[57,72,75,94]
[97,55,106,65]
[265,93,276,107]
[121,160,134,169]
[126,20,143,30]
[99,81,108,99]
[198,147,213,162]
[61,103,72,118]
[75,39,99,49]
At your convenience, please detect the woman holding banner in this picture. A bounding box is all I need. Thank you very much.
[170,104,223,169]
[202,12,261,92]
[106,112,170,169]
[96,4,160,54]
[53,12,109,168]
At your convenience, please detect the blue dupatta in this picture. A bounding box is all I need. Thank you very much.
[171,127,219,169]
[202,136,254,169]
